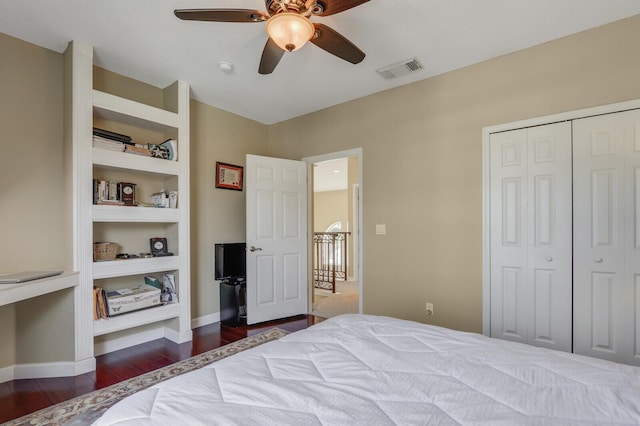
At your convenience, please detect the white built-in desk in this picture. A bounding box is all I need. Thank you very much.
[0,272,79,307]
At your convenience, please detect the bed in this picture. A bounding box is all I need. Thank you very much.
[94,314,640,425]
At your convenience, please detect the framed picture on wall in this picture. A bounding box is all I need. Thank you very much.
[215,162,243,191]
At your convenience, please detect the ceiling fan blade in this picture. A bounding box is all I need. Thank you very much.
[310,23,365,64]
[259,38,285,74]
[174,9,269,23]
[315,0,370,16]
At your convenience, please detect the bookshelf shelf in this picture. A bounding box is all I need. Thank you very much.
[92,205,179,223]
[93,256,180,279]
[0,272,79,307]
[93,303,180,336]
[92,148,179,176]
[93,90,179,130]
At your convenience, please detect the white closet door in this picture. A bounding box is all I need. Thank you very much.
[627,113,640,366]
[573,109,640,365]
[526,124,573,351]
[490,122,572,351]
[490,129,529,344]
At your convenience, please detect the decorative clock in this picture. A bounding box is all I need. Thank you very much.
[119,182,136,205]
[150,237,173,256]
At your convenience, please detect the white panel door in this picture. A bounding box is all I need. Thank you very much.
[245,154,308,325]
[629,120,640,365]
[573,109,640,365]
[526,124,573,351]
[490,129,529,344]
[490,122,572,351]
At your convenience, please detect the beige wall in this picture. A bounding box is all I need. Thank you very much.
[268,15,640,332]
[314,190,348,232]
[0,33,70,366]
[190,100,268,319]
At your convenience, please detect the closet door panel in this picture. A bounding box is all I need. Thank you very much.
[628,116,640,364]
[490,123,571,351]
[532,268,553,343]
[490,130,528,343]
[573,113,627,363]
[527,123,572,351]
[590,272,616,352]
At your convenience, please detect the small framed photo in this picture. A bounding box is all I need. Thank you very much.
[215,162,244,191]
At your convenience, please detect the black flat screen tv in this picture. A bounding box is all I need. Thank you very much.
[215,243,246,282]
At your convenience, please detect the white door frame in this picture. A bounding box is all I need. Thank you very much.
[350,183,360,281]
[303,148,363,314]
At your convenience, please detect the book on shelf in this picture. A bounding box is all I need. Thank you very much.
[93,137,125,151]
[93,179,128,205]
[93,286,109,320]
[93,287,100,320]
[93,127,132,144]
[124,144,152,156]
[96,199,125,206]
[108,181,118,201]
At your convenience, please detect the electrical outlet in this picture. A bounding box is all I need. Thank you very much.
[425,302,434,316]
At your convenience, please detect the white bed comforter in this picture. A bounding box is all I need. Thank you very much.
[95,314,640,425]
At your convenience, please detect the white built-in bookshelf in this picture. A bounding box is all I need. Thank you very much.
[64,41,191,373]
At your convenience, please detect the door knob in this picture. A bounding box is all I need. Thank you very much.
[546,256,553,262]
[249,246,262,252]
[595,257,603,263]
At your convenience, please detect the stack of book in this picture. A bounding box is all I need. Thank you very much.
[93,286,109,320]
[93,180,138,205]
[92,128,177,160]
[92,128,131,152]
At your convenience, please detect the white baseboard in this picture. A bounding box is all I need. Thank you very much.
[0,365,13,383]
[94,327,165,356]
[164,327,193,344]
[74,357,97,376]
[0,358,97,383]
[191,312,220,329]
[94,322,201,356]
[0,315,222,382]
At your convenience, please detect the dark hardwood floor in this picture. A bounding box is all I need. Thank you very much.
[0,314,323,423]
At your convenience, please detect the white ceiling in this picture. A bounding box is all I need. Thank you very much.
[2,1,640,125]
[314,158,348,192]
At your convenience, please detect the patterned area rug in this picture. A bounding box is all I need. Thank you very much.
[4,328,288,426]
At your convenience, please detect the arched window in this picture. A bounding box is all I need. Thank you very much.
[326,221,342,232]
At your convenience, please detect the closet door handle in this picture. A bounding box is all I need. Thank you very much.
[249,246,262,252]
[595,257,603,263]
[546,256,553,262]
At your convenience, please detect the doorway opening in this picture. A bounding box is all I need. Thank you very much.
[304,149,363,318]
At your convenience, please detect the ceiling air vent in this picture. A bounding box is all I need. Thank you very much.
[376,57,424,80]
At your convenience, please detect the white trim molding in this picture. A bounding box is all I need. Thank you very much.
[303,148,364,314]
[0,358,96,384]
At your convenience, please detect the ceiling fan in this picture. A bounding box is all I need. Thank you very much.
[174,0,369,74]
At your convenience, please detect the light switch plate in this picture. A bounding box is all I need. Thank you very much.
[375,224,386,235]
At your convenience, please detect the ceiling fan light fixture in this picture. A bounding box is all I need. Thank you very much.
[265,12,315,52]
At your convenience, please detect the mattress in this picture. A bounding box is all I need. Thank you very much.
[94,314,640,425]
